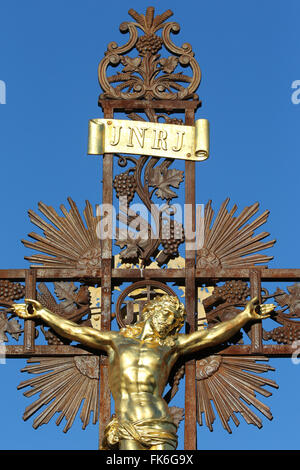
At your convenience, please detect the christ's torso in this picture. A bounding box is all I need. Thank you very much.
[107,335,177,423]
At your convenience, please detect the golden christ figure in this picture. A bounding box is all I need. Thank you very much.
[12,295,274,450]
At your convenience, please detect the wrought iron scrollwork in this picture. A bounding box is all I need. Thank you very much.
[262,283,300,344]
[98,7,201,101]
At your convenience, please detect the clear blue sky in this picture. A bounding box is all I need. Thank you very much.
[1,0,300,450]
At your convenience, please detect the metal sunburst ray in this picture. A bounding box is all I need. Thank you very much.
[197,199,276,269]
[18,356,100,433]
[196,355,278,433]
[22,198,101,270]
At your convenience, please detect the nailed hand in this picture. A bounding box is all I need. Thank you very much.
[244,296,275,321]
[12,299,43,319]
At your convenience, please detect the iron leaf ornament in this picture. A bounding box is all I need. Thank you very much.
[98,6,201,100]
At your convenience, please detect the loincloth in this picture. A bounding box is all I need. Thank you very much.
[101,415,178,450]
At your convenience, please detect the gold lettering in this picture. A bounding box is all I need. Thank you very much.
[127,127,148,149]
[172,131,185,152]
[151,129,168,151]
[110,126,122,146]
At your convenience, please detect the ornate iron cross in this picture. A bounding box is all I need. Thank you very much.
[1,7,299,450]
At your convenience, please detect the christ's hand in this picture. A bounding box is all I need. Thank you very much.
[243,297,275,321]
[12,299,42,319]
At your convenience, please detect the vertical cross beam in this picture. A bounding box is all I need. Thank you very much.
[250,269,263,353]
[23,269,36,353]
[98,103,114,449]
[184,108,197,450]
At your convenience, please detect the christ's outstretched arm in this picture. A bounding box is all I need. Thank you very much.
[176,297,274,356]
[12,299,117,352]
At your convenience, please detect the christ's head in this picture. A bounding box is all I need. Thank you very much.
[142,295,186,339]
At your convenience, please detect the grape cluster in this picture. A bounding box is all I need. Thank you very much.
[161,220,184,255]
[113,172,136,203]
[214,280,250,304]
[264,325,300,345]
[0,280,25,301]
[44,328,69,346]
[136,34,163,55]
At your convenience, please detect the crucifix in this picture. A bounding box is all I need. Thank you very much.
[1,6,300,450]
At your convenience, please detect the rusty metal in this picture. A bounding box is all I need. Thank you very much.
[2,267,300,281]
[98,98,201,112]
[17,356,100,432]
[262,283,300,346]
[5,343,300,358]
[98,99,114,448]
[196,355,278,433]
[196,199,275,269]
[23,269,36,353]
[5,344,91,357]
[98,7,201,101]
[22,198,102,274]
[250,269,263,353]
[184,108,197,450]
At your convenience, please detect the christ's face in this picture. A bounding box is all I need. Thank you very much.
[150,307,178,338]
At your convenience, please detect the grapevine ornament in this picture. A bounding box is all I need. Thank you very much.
[264,324,300,345]
[262,283,300,345]
[136,33,163,56]
[0,280,25,303]
[113,171,137,204]
[98,6,201,100]
[0,281,25,343]
[213,281,250,304]
[161,220,185,256]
